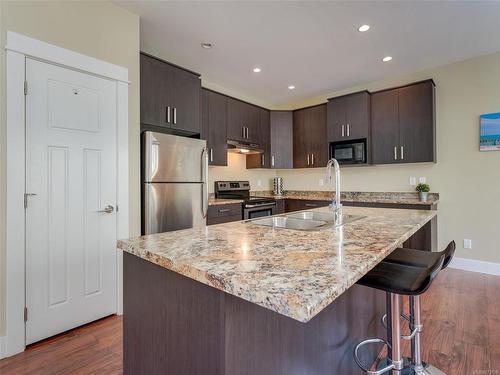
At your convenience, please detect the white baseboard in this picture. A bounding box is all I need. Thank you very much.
[448,257,500,276]
[0,336,6,360]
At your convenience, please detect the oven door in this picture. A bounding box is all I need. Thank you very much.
[244,203,277,220]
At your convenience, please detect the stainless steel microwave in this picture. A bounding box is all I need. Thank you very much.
[330,139,367,165]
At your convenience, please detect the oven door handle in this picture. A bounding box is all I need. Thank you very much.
[245,202,277,208]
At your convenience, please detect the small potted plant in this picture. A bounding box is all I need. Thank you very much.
[416,183,430,202]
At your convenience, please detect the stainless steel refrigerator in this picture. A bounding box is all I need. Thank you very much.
[142,131,208,235]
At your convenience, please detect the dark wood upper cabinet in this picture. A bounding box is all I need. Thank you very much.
[201,89,228,166]
[227,98,261,144]
[172,67,201,134]
[270,111,293,169]
[293,109,309,168]
[140,53,201,135]
[246,108,270,168]
[372,80,435,164]
[371,88,400,164]
[293,104,327,168]
[327,91,370,142]
[398,81,436,163]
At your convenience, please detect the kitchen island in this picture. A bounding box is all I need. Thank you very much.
[118,206,437,375]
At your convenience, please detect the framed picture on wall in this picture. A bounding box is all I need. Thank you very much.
[480,112,500,151]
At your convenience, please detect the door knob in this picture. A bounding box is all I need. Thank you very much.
[98,205,114,214]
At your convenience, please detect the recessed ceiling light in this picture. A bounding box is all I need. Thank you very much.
[201,42,213,49]
[288,85,295,90]
[240,149,250,154]
[253,67,261,73]
[358,24,370,32]
[382,56,393,62]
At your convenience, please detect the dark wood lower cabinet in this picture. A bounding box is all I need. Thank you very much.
[124,253,385,375]
[207,203,243,225]
[284,199,330,213]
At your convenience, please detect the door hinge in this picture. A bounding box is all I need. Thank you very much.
[24,307,28,322]
[24,81,28,95]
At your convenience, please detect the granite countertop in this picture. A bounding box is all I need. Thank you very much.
[251,191,439,206]
[118,206,436,323]
[208,197,244,206]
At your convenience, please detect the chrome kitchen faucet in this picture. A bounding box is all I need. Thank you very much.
[326,158,342,222]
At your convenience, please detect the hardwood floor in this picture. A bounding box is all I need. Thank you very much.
[1,268,498,374]
[0,316,122,375]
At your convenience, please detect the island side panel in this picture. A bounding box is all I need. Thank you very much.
[224,284,385,375]
[123,253,225,375]
[124,252,386,375]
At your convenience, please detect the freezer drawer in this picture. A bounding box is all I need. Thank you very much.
[143,183,206,235]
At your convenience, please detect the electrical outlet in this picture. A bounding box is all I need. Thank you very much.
[463,239,472,249]
[257,179,262,187]
[319,179,324,186]
[419,177,427,184]
[409,177,417,186]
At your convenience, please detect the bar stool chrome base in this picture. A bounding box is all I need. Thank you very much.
[411,363,447,375]
[376,358,447,375]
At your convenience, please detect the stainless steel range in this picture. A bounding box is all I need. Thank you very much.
[215,181,276,220]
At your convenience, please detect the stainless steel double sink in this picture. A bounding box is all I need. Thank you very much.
[247,211,364,231]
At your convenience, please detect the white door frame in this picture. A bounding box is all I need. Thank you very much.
[4,31,129,357]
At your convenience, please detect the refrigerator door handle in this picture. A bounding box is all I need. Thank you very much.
[201,147,209,219]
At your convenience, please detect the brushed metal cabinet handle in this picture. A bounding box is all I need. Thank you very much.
[246,126,249,139]
[394,146,398,160]
[347,124,350,137]
[261,154,265,166]
[400,146,404,160]
[307,154,310,166]
[210,148,213,162]
[304,203,317,207]
[173,107,177,124]
[218,208,231,213]
[342,125,345,137]
[166,106,171,123]
[271,155,275,167]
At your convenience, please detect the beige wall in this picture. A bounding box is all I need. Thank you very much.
[209,153,277,193]
[210,51,500,265]
[0,1,141,336]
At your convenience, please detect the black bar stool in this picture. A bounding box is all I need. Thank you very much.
[353,253,445,374]
[381,241,456,375]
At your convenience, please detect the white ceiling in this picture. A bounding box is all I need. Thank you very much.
[116,1,500,108]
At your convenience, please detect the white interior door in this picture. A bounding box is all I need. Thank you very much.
[25,58,117,344]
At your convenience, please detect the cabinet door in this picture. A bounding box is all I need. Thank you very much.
[308,104,328,167]
[345,92,370,140]
[398,81,435,163]
[372,89,400,164]
[227,98,246,141]
[246,108,270,168]
[293,109,309,168]
[245,104,261,144]
[270,111,293,169]
[172,68,201,134]
[202,89,227,166]
[326,97,346,142]
[140,54,173,127]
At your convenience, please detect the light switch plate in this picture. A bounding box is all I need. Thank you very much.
[419,177,427,184]
[319,179,324,186]
[463,239,472,249]
[409,177,417,186]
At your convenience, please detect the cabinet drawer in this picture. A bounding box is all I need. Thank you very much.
[284,199,330,213]
[207,203,243,225]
